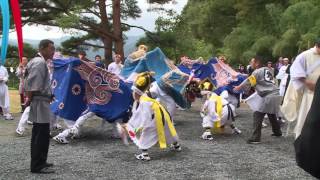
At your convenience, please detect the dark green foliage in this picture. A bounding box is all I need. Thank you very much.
[139,0,320,65]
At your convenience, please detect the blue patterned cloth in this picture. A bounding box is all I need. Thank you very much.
[121,48,190,108]
[178,63,203,75]
[51,58,87,121]
[157,69,190,108]
[194,57,246,95]
[51,58,133,122]
[121,47,173,81]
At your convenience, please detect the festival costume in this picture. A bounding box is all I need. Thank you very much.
[281,47,320,138]
[0,65,13,120]
[294,77,320,178]
[201,89,241,140]
[276,64,289,96]
[53,108,125,144]
[241,67,282,143]
[52,58,132,144]
[149,81,176,117]
[119,72,181,161]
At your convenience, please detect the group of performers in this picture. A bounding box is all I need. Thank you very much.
[14,39,319,166]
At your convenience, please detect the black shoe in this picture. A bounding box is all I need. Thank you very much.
[44,163,54,168]
[31,167,55,174]
[271,133,282,137]
[247,139,261,144]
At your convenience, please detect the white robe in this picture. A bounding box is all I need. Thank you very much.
[0,66,10,109]
[281,47,320,138]
[276,65,289,96]
[149,82,176,117]
[201,91,236,128]
[127,99,177,150]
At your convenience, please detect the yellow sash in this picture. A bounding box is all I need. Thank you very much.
[210,94,222,128]
[140,96,177,149]
[248,75,257,86]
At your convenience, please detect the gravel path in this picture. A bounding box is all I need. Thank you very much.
[0,100,315,180]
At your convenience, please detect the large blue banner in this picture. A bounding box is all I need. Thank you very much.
[51,58,133,122]
[178,63,203,75]
[121,47,174,81]
[194,57,246,95]
[121,48,190,108]
[51,58,87,121]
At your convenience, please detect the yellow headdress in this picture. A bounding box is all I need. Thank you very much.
[132,72,155,95]
[203,82,213,91]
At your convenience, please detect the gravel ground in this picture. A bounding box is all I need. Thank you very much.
[0,100,315,180]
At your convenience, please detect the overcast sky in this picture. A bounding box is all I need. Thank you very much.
[9,0,187,40]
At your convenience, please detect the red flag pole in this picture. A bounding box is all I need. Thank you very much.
[10,0,23,62]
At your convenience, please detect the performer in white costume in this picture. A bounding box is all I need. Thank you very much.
[118,72,181,161]
[53,107,126,144]
[276,58,290,96]
[149,81,176,118]
[200,82,241,140]
[281,39,320,138]
[0,65,13,120]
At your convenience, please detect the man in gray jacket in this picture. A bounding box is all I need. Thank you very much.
[234,56,282,144]
[25,39,55,173]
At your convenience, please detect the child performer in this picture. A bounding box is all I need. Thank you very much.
[200,82,241,141]
[118,72,181,161]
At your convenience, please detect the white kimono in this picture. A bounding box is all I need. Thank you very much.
[149,82,176,117]
[276,65,289,96]
[126,97,178,150]
[281,47,320,138]
[0,66,10,110]
[201,91,236,128]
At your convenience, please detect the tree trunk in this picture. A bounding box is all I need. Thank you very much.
[103,36,113,66]
[113,0,124,62]
[98,0,113,66]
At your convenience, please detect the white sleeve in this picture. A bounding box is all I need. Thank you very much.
[107,63,113,72]
[276,66,286,80]
[4,68,8,82]
[201,100,209,112]
[290,53,307,90]
[220,90,229,99]
[149,82,159,98]
[140,101,153,127]
[128,101,144,128]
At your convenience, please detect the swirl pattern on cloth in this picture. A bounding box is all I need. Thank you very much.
[75,61,123,105]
